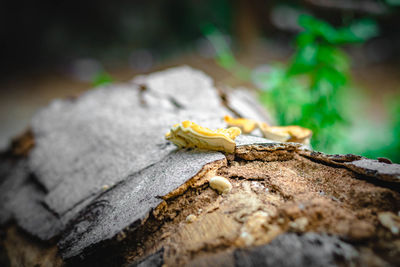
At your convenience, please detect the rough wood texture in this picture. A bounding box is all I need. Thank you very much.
[122,149,399,266]
[1,66,400,267]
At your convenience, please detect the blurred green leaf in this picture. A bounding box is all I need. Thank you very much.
[263,15,376,152]
[299,14,378,44]
[288,43,318,75]
[386,0,400,6]
[299,14,338,43]
[296,32,315,48]
[205,25,252,80]
[317,46,349,71]
[252,65,286,91]
[348,19,379,41]
[92,71,113,87]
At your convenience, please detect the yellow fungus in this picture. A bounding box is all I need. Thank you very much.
[258,122,291,142]
[224,115,257,134]
[165,121,241,153]
[258,122,312,144]
[223,114,312,144]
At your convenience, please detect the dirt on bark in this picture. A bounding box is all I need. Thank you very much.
[122,152,400,267]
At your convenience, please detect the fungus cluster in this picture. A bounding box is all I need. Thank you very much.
[165,120,241,153]
[165,117,312,153]
[224,115,312,145]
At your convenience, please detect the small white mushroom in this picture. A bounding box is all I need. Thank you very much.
[209,176,232,194]
[238,231,255,246]
[102,185,109,190]
[378,212,400,235]
[186,214,197,223]
[277,218,285,224]
[116,231,127,241]
[288,217,309,232]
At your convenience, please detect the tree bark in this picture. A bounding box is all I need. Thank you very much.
[0,66,399,267]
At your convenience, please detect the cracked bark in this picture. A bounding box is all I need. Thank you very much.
[1,66,400,267]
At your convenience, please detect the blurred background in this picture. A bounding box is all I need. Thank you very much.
[0,0,399,161]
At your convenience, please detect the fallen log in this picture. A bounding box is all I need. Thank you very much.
[0,66,399,267]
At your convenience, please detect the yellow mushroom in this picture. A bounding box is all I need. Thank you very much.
[224,115,257,134]
[258,122,291,142]
[285,125,313,144]
[165,120,241,153]
[258,122,312,144]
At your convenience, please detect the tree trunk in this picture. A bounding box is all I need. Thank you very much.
[0,66,399,267]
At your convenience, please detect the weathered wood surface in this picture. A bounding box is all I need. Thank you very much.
[1,66,400,267]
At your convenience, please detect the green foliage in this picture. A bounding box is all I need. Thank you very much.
[92,71,113,87]
[297,15,378,45]
[386,0,400,6]
[388,98,400,162]
[359,96,400,163]
[257,15,378,152]
[207,16,399,161]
